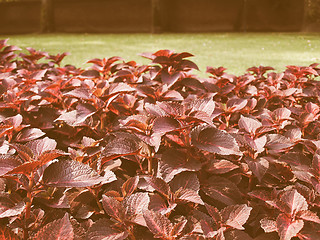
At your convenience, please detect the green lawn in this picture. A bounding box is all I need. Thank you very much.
[2,33,320,75]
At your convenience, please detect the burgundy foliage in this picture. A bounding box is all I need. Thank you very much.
[0,39,319,239]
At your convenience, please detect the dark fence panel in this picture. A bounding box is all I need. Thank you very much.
[160,0,244,32]
[53,0,152,33]
[0,1,41,34]
[0,0,307,34]
[245,0,305,31]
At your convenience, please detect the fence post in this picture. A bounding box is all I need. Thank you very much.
[151,0,161,33]
[41,0,54,32]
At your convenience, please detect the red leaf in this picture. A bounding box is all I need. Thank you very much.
[221,204,252,230]
[279,189,308,217]
[205,203,222,225]
[0,155,22,176]
[143,210,173,238]
[226,98,248,112]
[0,226,19,240]
[238,115,262,135]
[15,128,45,142]
[272,108,292,121]
[145,176,170,199]
[33,213,74,240]
[276,214,304,240]
[191,125,242,155]
[202,176,243,205]
[123,192,150,226]
[43,160,113,187]
[245,157,269,182]
[26,137,57,157]
[85,218,128,240]
[161,71,180,87]
[169,171,200,193]
[260,218,277,233]
[206,159,239,174]
[175,188,204,205]
[152,116,181,135]
[159,149,201,182]
[102,196,126,222]
[55,103,96,126]
[10,143,33,162]
[121,176,139,197]
[297,210,320,224]
[0,201,25,218]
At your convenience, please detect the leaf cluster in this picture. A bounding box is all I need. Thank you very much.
[0,39,320,239]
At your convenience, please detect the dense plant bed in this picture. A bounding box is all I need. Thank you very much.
[0,39,320,240]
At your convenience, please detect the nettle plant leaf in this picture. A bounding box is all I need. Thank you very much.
[276,213,304,240]
[0,226,19,240]
[221,204,252,230]
[238,115,262,135]
[123,192,150,226]
[85,218,128,240]
[14,127,45,142]
[245,157,269,182]
[102,195,126,222]
[152,116,181,135]
[43,160,112,187]
[191,124,242,155]
[159,148,201,182]
[0,155,22,176]
[0,200,25,218]
[32,213,74,240]
[145,176,171,199]
[202,176,243,205]
[121,176,139,197]
[143,210,173,239]
[279,189,308,217]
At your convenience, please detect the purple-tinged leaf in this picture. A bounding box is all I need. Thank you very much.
[148,193,176,215]
[202,176,243,205]
[272,108,292,121]
[121,176,139,197]
[159,149,201,182]
[152,116,181,135]
[226,98,248,112]
[102,196,126,222]
[161,71,180,87]
[224,230,254,240]
[221,204,252,230]
[55,103,96,126]
[260,218,277,233]
[43,160,111,187]
[123,192,150,226]
[63,88,92,100]
[15,128,45,142]
[276,214,304,240]
[305,102,320,115]
[200,219,219,238]
[0,226,20,240]
[33,213,74,240]
[145,176,170,199]
[265,134,294,152]
[143,210,173,239]
[0,155,22,176]
[169,171,200,193]
[245,157,269,182]
[0,201,25,218]
[170,218,187,237]
[10,143,33,162]
[248,190,278,208]
[297,210,320,224]
[158,101,185,117]
[26,137,57,157]
[238,115,262,135]
[205,203,222,225]
[244,135,267,153]
[206,159,239,174]
[279,189,308,217]
[312,153,320,177]
[85,218,128,240]
[175,188,204,205]
[191,125,241,156]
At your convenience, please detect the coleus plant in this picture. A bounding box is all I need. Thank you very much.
[0,39,319,240]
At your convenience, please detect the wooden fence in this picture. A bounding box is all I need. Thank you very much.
[0,0,306,34]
